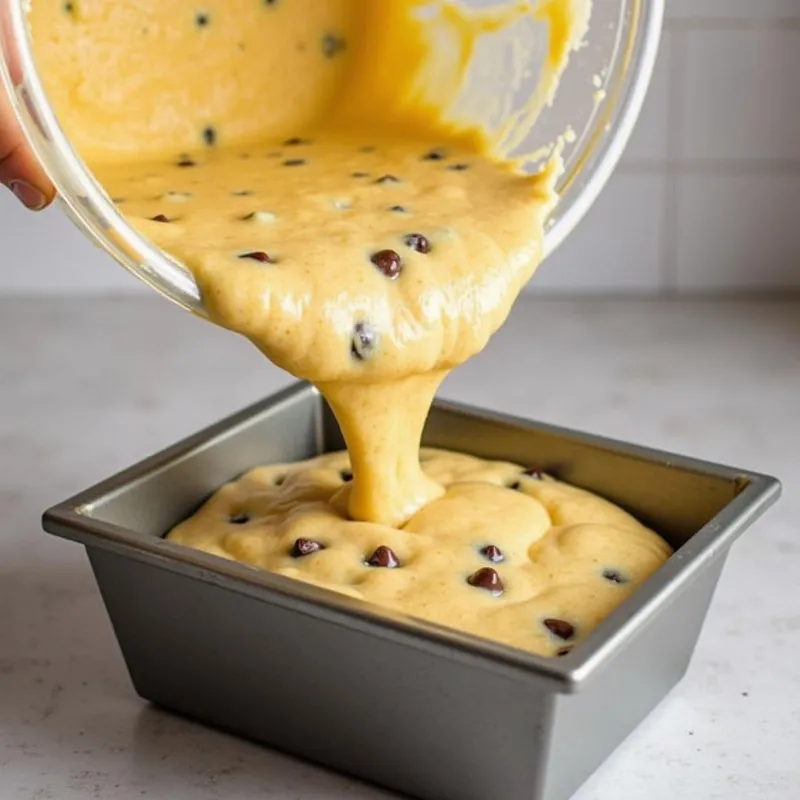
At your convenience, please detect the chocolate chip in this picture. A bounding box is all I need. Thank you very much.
[283,158,306,167]
[467,567,504,595]
[274,475,285,486]
[543,618,575,641]
[111,197,126,204]
[370,249,403,279]
[322,32,346,58]
[177,156,196,168]
[360,146,376,153]
[283,137,310,146]
[602,569,627,585]
[149,214,171,223]
[229,514,250,525]
[480,544,504,564]
[195,11,210,27]
[403,233,431,254]
[63,1,76,16]
[264,0,278,6]
[202,126,217,146]
[556,647,573,657]
[448,163,470,171]
[231,190,253,196]
[509,481,522,491]
[367,546,400,569]
[351,171,369,179]
[238,251,273,263]
[388,205,407,213]
[351,322,377,361]
[375,175,400,184]
[340,469,353,482]
[291,538,325,558]
[422,149,446,161]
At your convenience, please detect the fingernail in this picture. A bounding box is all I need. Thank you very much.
[8,180,47,211]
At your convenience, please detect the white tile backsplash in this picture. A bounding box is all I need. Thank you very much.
[2,4,799,296]
[675,173,800,290]
[531,172,666,292]
[667,0,800,21]
[680,28,800,162]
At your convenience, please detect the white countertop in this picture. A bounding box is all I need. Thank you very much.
[1,296,798,800]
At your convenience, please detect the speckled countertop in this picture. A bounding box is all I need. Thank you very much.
[1,296,798,800]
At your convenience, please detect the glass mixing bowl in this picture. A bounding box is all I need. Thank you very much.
[0,0,663,316]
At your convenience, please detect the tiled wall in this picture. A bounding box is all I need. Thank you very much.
[536,1,800,293]
[1,1,799,295]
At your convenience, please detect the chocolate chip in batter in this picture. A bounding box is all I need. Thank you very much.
[111,197,126,204]
[375,175,400,185]
[283,158,307,167]
[360,145,376,153]
[322,32,347,59]
[202,125,217,146]
[283,137,311,146]
[370,249,403,279]
[264,0,279,6]
[238,251,274,263]
[388,205,407,213]
[176,155,196,168]
[231,189,253,196]
[367,546,400,569]
[63,1,76,17]
[273,475,286,486]
[403,233,431,254]
[229,513,250,525]
[149,214,171,223]
[480,544,504,564]
[448,163,470,171]
[422,149,447,161]
[467,567,504,595]
[195,11,210,28]
[509,481,523,491]
[291,538,325,558]
[543,618,575,641]
[340,469,353,482]
[602,568,628,585]
[351,322,378,361]
[351,171,370,179]
[556,647,573,657]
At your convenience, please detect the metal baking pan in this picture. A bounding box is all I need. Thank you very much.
[42,382,780,800]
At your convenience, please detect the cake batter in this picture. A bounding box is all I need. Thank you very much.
[168,448,672,656]
[29,0,672,653]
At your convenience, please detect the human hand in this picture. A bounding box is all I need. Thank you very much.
[1,53,54,210]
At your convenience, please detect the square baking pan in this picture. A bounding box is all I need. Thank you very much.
[42,382,780,800]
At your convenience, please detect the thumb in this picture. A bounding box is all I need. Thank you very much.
[1,60,55,210]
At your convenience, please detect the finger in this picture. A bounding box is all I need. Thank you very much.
[0,38,54,209]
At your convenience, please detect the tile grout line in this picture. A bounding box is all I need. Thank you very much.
[617,159,800,175]
[664,18,800,32]
[660,29,688,297]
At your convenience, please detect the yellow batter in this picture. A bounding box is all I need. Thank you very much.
[29,0,581,525]
[168,448,672,656]
[29,1,672,652]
